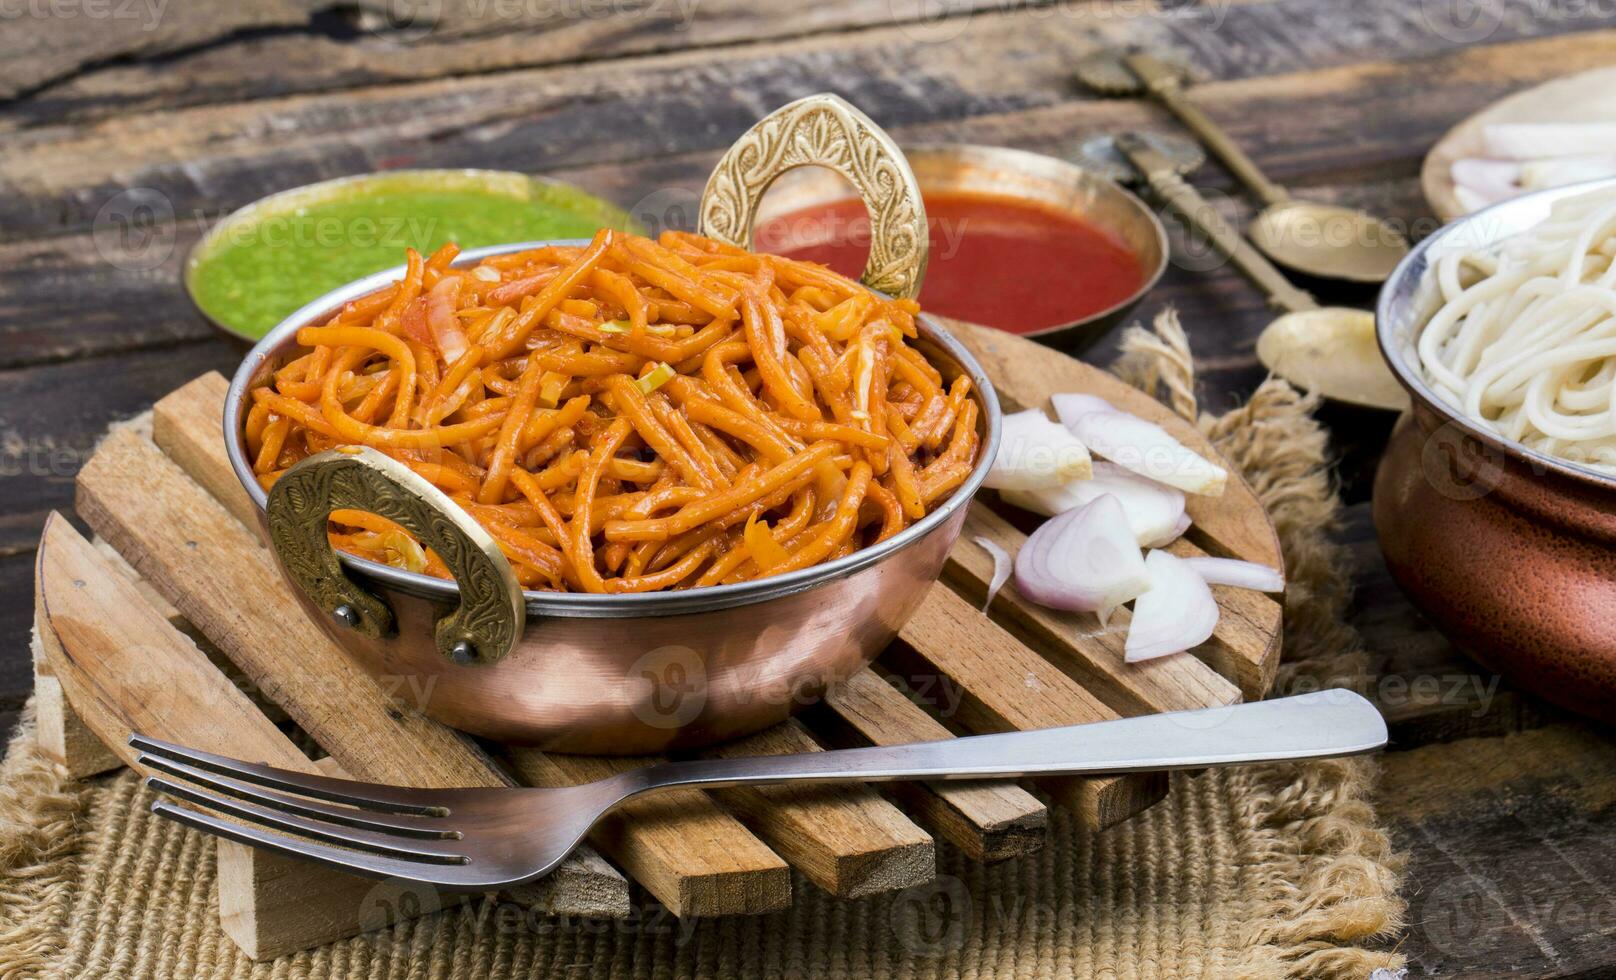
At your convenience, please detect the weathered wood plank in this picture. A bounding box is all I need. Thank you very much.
[73,425,631,918]
[1380,724,1616,979]
[2,0,1030,126]
[0,341,240,555]
[5,12,1612,247]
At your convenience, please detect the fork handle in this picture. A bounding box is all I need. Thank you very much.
[633,692,1386,793]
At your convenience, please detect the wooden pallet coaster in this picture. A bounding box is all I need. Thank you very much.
[31,319,1282,960]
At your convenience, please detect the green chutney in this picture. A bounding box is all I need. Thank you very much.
[187,171,639,340]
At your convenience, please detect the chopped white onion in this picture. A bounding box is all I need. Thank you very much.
[1181,556,1284,593]
[1146,511,1193,548]
[984,409,1093,491]
[1051,394,1227,497]
[1012,494,1151,621]
[1451,158,1522,203]
[1125,550,1220,663]
[1000,462,1186,546]
[1521,154,1616,190]
[972,535,1013,612]
[1483,122,1616,160]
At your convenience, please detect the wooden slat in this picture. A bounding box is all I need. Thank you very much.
[152,373,906,910]
[705,719,935,898]
[955,505,1244,713]
[894,583,1168,829]
[508,750,791,917]
[29,635,122,780]
[33,515,430,959]
[815,669,1047,863]
[73,425,631,919]
[151,373,257,529]
[89,529,291,723]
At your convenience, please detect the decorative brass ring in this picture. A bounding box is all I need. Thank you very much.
[265,446,525,666]
[697,92,929,300]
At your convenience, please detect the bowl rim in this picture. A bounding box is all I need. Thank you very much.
[755,141,1171,342]
[224,238,1003,619]
[184,168,637,344]
[1375,176,1616,492]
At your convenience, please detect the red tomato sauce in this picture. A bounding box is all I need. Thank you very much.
[757,190,1145,334]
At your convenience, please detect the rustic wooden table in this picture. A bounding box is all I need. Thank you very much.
[1,1,1612,975]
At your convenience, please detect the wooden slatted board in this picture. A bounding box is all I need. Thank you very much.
[31,320,1282,960]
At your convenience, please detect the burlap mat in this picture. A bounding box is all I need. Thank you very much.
[0,312,1406,979]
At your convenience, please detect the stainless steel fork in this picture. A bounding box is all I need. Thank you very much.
[134,690,1386,891]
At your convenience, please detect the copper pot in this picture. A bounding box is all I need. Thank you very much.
[1374,179,1616,722]
[224,96,1003,753]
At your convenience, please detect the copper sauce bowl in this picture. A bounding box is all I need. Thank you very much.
[223,96,1003,753]
[1374,179,1616,722]
[751,143,1169,353]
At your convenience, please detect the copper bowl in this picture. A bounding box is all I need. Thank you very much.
[752,143,1168,353]
[224,245,999,753]
[1374,178,1616,722]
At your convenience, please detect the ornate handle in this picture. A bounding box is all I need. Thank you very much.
[266,446,525,666]
[1116,133,1318,315]
[697,93,929,300]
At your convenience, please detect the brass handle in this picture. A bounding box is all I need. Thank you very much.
[1116,134,1318,315]
[1124,52,1291,209]
[266,446,525,666]
[697,93,929,300]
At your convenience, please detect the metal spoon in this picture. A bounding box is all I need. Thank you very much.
[1078,50,1410,284]
[1111,133,1407,412]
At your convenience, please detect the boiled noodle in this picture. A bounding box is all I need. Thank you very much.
[1416,185,1616,475]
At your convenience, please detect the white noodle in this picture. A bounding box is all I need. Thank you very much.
[1417,186,1616,474]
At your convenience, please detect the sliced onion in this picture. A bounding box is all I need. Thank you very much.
[1013,494,1151,620]
[1125,550,1219,663]
[972,535,1012,612]
[1146,511,1193,548]
[1052,393,1227,497]
[1000,462,1186,547]
[984,409,1092,491]
[1182,556,1284,593]
[425,274,470,363]
[1483,122,1616,160]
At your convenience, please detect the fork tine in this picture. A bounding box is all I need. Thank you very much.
[129,734,450,815]
[150,801,494,890]
[145,776,469,865]
[138,755,461,840]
